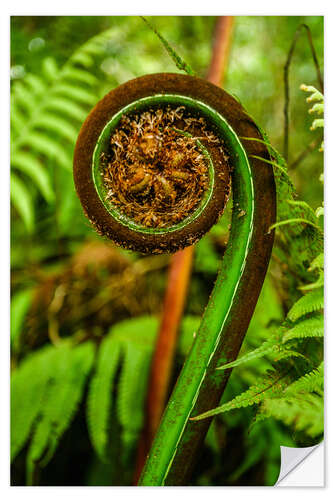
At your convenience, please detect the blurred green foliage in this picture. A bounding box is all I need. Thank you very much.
[10,16,323,487]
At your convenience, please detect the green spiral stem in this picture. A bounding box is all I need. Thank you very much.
[74,74,276,484]
[135,78,276,486]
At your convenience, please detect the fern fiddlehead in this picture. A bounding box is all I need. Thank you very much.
[73,73,276,484]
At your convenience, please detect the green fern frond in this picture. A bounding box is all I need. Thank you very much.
[193,368,294,421]
[33,113,78,142]
[258,129,323,274]
[285,362,324,395]
[216,337,281,371]
[261,392,324,438]
[300,84,323,103]
[61,66,98,86]
[117,342,152,451]
[10,288,34,352]
[299,271,324,291]
[111,317,158,451]
[309,102,324,115]
[10,172,34,233]
[26,342,95,484]
[11,344,57,461]
[299,252,324,291]
[270,349,309,363]
[283,314,323,343]
[11,26,119,230]
[10,100,26,135]
[311,118,324,130]
[301,83,324,150]
[41,57,59,81]
[141,17,195,76]
[287,287,324,322]
[87,336,122,463]
[309,252,324,272]
[45,97,87,122]
[269,217,322,234]
[11,152,55,203]
[24,73,47,98]
[53,83,96,105]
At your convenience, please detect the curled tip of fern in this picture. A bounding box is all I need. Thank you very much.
[74,74,259,253]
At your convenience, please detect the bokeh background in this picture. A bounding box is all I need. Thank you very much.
[10,16,324,486]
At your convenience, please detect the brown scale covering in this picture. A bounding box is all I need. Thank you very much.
[101,106,227,229]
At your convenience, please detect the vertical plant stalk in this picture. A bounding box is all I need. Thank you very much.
[138,81,276,485]
[283,23,323,161]
[134,16,234,480]
[206,16,234,85]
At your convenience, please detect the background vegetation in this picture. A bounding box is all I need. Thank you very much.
[10,16,324,486]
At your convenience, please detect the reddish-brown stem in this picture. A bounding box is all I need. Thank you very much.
[134,16,234,482]
[206,16,234,86]
[146,246,194,437]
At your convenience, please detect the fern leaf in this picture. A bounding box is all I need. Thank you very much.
[87,336,121,462]
[111,316,159,348]
[309,252,324,271]
[42,57,59,81]
[24,74,47,97]
[299,271,324,291]
[287,287,324,321]
[216,337,281,371]
[34,113,78,142]
[261,392,324,438]
[26,342,95,482]
[11,345,57,461]
[285,362,324,395]
[11,152,55,203]
[141,17,195,76]
[311,118,324,130]
[54,83,96,105]
[10,288,34,351]
[309,102,324,114]
[71,51,94,68]
[45,97,87,122]
[22,132,71,170]
[10,99,26,136]
[13,82,37,115]
[11,27,124,234]
[110,317,158,450]
[10,173,34,232]
[286,199,318,221]
[283,314,323,343]
[193,368,294,421]
[271,349,309,363]
[62,67,98,86]
[300,84,323,101]
[116,342,151,449]
[269,217,322,234]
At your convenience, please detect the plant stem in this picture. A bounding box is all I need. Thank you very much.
[134,16,234,482]
[283,23,323,161]
[206,16,234,86]
[138,92,276,484]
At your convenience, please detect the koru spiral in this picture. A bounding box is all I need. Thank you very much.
[73,73,276,485]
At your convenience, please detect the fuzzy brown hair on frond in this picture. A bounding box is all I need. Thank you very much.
[73,73,243,254]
